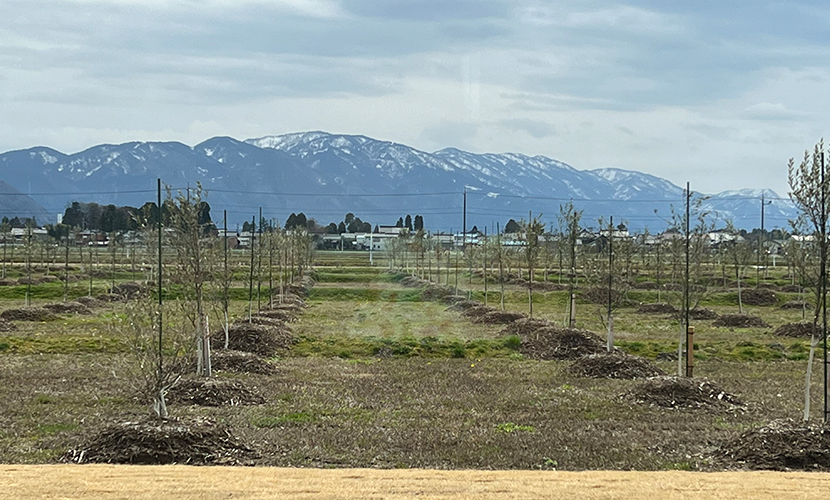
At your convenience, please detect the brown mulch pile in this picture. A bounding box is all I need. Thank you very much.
[582,287,624,305]
[210,350,276,375]
[0,279,16,286]
[0,318,17,332]
[62,417,258,465]
[285,277,315,298]
[110,281,149,300]
[499,318,554,337]
[42,301,93,315]
[773,322,815,338]
[255,309,297,322]
[446,300,482,312]
[266,302,303,314]
[210,323,292,357]
[96,293,126,303]
[270,293,306,308]
[168,378,266,407]
[519,327,605,360]
[421,284,454,301]
[780,300,812,310]
[778,284,803,293]
[712,314,770,328]
[440,294,468,305]
[75,296,104,308]
[0,307,58,322]
[673,307,719,320]
[568,352,664,379]
[243,316,286,329]
[637,303,679,314]
[714,419,830,471]
[626,376,743,410]
[740,288,778,306]
[461,305,496,319]
[470,310,527,325]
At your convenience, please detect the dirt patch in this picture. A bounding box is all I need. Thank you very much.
[210,350,277,375]
[712,314,770,329]
[740,288,778,306]
[673,307,719,320]
[0,318,17,332]
[62,417,258,465]
[0,278,16,286]
[637,303,678,314]
[42,302,93,315]
[780,300,812,310]
[568,352,664,379]
[715,419,830,471]
[778,284,803,293]
[773,322,815,338]
[470,310,527,325]
[210,323,292,357]
[626,376,743,410]
[519,327,605,360]
[461,305,497,319]
[168,378,266,407]
[0,307,58,322]
[270,293,306,308]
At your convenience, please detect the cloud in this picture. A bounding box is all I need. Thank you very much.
[497,118,556,139]
[742,102,810,121]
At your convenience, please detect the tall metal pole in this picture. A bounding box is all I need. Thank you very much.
[823,152,828,422]
[223,209,228,322]
[248,215,255,321]
[157,178,163,394]
[685,182,692,377]
[608,215,613,352]
[257,207,262,312]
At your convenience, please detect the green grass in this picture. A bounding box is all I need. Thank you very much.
[308,288,423,302]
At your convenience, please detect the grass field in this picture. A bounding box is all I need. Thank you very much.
[0,251,827,475]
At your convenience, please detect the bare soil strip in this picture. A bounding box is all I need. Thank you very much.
[3,466,830,500]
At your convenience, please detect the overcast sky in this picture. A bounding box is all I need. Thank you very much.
[2,0,829,196]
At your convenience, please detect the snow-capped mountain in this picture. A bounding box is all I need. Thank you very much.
[0,131,798,231]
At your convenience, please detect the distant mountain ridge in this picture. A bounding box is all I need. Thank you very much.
[0,131,797,231]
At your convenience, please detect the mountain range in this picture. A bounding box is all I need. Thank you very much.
[0,131,797,232]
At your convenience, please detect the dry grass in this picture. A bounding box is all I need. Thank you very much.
[3,466,830,500]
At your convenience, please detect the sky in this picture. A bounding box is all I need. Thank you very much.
[2,0,830,196]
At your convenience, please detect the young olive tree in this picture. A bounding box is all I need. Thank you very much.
[788,140,830,421]
[165,185,217,378]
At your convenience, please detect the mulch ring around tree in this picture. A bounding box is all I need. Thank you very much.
[625,376,743,410]
[210,323,293,357]
[780,300,813,310]
[62,416,258,465]
[773,322,815,338]
[210,350,277,375]
[0,307,59,322]
[519,327,605,360]
[739,288,778,306]
[168,378,266,407]
[637,302,679,314]
[714,419,830,471]
[712,314,770,329]
[470,310,527,325]
[0,317,17,332]
[96,293,126,303]
[42,301,93,315]
[243,316,287,329]
[568,352,665,379]
[461,305,496,319]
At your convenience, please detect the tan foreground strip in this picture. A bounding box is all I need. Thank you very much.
[3,465,830,500]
